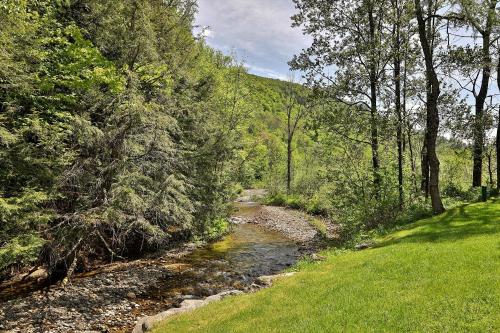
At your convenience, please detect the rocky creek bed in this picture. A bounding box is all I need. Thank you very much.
[0,193,337,333]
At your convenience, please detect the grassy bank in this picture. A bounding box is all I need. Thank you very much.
[153,200,500,332]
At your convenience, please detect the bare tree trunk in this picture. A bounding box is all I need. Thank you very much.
[415,0,445,214]
[421,135,430,197]
[497,53,500,190]
[487,149,493,187]
[402,22,418,194]
[421,2,432,198]
[472,106,485,187]
[407,120,418,193]
[472,1,496,187]
[287,136,292,195]
[393,0,404,209]
[497,105,500,190]
[368,1,381,198]
[396,76,404,209]
[472,33,492,187]
[284,80,305,195]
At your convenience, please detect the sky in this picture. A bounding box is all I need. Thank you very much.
[195,0,310,81]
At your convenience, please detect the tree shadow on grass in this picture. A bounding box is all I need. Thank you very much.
[378,199,500,247]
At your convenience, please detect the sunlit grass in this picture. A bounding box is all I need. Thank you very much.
[153,199,500,333]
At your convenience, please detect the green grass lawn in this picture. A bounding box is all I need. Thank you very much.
[153,200,500,333]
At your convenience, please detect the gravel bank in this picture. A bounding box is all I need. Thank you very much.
[237,205,339,249]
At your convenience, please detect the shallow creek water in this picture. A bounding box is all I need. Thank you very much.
[146,201,301,300]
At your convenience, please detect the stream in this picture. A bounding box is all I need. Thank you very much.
[145,201,301,305]
[0,199,304,333]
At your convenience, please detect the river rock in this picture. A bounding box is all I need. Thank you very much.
[256,272,296,286]
[255,275,273,286]
[205,290,243,303]
[182,294,199,300]
[355,241,375,250]
[179,299,206,309]
[132,290,243,333]
[230,217,244,224]
[310,253,327,261]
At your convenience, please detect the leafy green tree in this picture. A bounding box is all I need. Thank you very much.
[290,0,394,198]
[0,0,247,279]
[437,0,499,187]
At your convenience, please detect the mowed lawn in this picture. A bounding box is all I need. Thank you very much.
[153,200,500,333]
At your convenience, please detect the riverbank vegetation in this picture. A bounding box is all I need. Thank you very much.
[153,199,500,332]
[1,0,499,287]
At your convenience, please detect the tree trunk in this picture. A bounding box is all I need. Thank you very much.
[407,120,418,193]
[497,53,500,190]
[420,0,432,198]
[421,131,430,197]
[393,0,404,209]
[415,0,445,214]
[368,2,381,197]
[472,103,485,187]
[287,136,292,195]
[497,105,500,190]
[487,150,493,187]
[472,32,492,187]
[472,1,496,187]
[402,23,418,194]
[396,79,404,209]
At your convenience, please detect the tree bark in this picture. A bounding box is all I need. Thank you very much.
[420,0,432,198]
[402,22,418,194]
[287,136,292,195]
[368,1,381,198]
[393,0,404,209]
[285,83,304,195]
[471,1,496,187]
[407,120,418,193]
[497,105,500,190]
[497,53,500,190]
[415,0,445,214]
[421,137,430,197]
[487,150,493,186]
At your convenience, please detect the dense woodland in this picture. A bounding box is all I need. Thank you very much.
[0,0,499,282]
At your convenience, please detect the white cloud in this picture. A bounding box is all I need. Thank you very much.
[195,0,310,79]
[246,64,290,81]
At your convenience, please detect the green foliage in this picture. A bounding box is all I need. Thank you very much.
[442,184,481,202]
[201,218,230,242]
[239,73,483,244]
[0,0,245,276]
[306,217,328,238]
[0,234,45,274]
[0,191,51,272]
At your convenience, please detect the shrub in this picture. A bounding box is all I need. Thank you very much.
[442,184,481,202]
